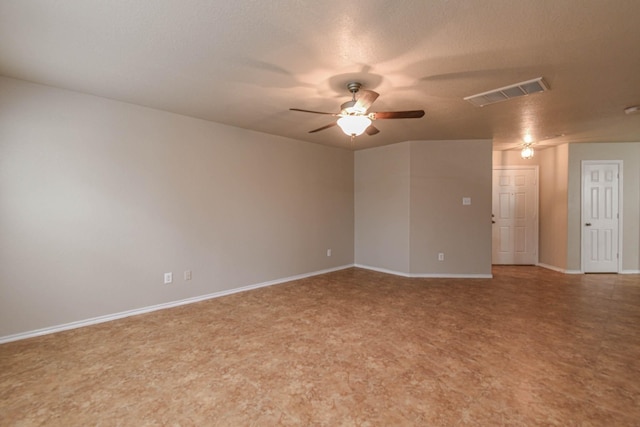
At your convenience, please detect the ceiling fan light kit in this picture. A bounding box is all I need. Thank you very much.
[337,115,372,137]
[290,81,425,142]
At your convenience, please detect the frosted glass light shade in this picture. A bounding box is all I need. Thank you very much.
[337,116,372,136]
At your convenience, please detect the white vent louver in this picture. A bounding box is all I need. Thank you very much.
[464,77,549,107]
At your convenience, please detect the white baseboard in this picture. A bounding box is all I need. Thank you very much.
[0,264,354,345]
[410,273,493,278]
[537,263,582,274]
[538,263,640,275]
[354,264,412,277]
[354,264,492,278]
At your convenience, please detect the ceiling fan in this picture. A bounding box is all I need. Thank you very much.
[290,82,425,140]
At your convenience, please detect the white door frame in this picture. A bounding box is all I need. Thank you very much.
[492,165,539,265]
[580,160,623,273]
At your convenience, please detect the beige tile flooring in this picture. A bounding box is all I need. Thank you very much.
[1,266,639,426]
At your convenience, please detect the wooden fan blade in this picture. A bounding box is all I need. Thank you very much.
[290,108,337,115]
[354,90,379,112]
[372,110,425,119]
[309,122,337,133]
[365,125,380,135]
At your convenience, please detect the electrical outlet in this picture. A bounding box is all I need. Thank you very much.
[164,272,173,284]
[184,270,192,281]
[438,253,445,261]
[327,249,332,257]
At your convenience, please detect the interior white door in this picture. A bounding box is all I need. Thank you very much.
[492,167,538,265]
[582,162,619,273]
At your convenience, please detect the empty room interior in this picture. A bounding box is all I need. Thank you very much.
[1,1,640,425]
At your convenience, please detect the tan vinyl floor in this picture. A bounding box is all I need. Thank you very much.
[1,266,639,426]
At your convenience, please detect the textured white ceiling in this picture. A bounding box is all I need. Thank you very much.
[1,0,639,150]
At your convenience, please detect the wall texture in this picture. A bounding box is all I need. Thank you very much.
[354,143,410,273]
[409,140,492,276]
[538,144,569,271]
[355,140,493,277]
[0,77,354,338]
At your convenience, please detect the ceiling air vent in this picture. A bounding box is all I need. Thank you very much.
[464,77,548,107]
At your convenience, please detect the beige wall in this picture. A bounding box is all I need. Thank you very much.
[410,140,493,275]
[354,143,410,273]
[0,77,354,337]
[355,140,493,276]
[567,142,640,272]
[538,144,569,270]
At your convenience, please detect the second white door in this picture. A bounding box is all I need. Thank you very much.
[582,162,620,273]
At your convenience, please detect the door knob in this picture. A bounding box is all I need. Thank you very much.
[585,223,592,226]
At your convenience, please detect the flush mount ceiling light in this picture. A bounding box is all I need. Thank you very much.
[521,143,534,159]
[520,134,534,159]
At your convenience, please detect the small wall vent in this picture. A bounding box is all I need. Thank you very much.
[464,77,549,107]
